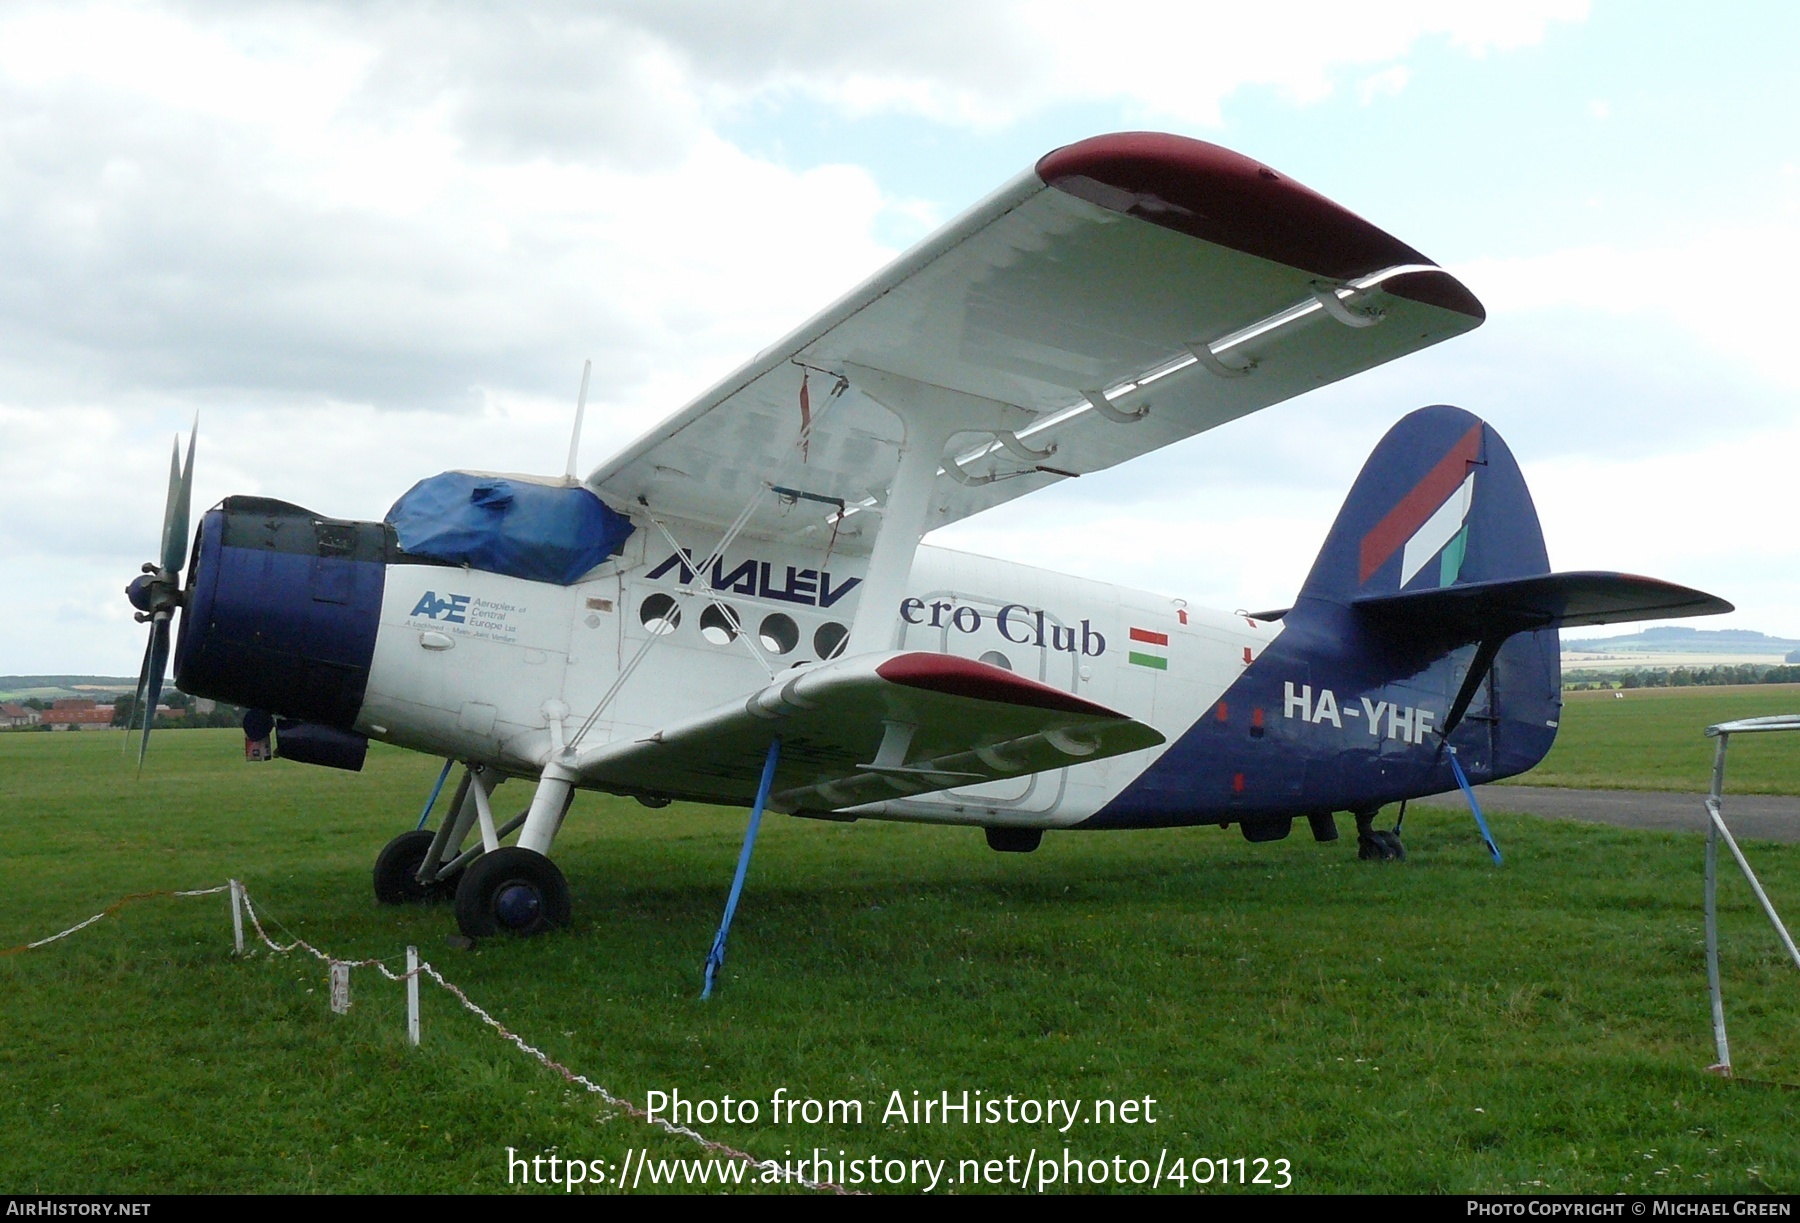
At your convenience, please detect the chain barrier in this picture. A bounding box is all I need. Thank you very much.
[6,879,849,1194]
[0,883,230,956]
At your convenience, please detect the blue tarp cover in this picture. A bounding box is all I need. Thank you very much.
[386,472,634,586]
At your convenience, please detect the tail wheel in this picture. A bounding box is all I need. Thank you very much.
[1357,829,1406,862]
[374,829,449,904]
[454,847,571,938]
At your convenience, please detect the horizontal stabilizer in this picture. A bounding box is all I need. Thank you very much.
[570,652,1164,813]
[1353,571,1733,642]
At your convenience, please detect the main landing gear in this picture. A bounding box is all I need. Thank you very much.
[373,829,458,903]
[373,761,577,939]
[454,846,571,937]
[1355,806,1406,861]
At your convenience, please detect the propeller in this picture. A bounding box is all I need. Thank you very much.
[123,420,197,772]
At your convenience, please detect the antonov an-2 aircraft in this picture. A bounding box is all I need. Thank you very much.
[126,133,1729,941]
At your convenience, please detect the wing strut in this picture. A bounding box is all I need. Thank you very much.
[567,444,797,754]
[843,364,1044,653]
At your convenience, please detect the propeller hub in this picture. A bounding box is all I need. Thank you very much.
[124,567,185,617]
[125,574,155,613]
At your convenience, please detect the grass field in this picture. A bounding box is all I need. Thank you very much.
[1500,683,1800,794]
[3,703,1799,1195]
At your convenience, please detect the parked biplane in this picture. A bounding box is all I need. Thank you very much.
[126,133,1730,940]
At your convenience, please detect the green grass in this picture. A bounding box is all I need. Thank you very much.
[1503,684,1800,794]
[3,721,1799,1194]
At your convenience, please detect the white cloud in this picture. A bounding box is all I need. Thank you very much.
[0,0,1629,672]
[1455,225,1800,392]
[1525,423,1800,637]
[1359,66,1413,105]
[627,0,1589,127]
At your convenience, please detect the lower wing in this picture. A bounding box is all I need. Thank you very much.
[570,652,1165,814]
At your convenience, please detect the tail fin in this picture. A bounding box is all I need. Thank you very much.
[1296,405,1730,638]
[1296,405,1729,747]
[1298,404,1546,604]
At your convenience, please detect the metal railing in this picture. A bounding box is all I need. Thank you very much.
[1702,715,1800,1075]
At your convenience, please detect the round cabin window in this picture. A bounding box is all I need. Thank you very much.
[759,612,800,655]
[699,603,740,646]
[638,592,680,635]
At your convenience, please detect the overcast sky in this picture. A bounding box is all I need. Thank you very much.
[4,1,1796,675]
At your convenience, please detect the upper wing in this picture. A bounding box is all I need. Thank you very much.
[588,132,1484,547]
[569,652,1164,814]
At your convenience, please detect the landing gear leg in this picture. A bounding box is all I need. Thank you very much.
[1355,808,1405,862]
[417,765,498,898]
[453,763,577,939]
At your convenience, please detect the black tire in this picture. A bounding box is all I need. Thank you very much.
[1357,829,1406,862]
[454,847,571,938]
[374,830,444,904]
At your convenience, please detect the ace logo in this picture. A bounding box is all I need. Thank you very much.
[410,591,471,624]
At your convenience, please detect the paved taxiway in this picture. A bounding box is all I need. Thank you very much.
[1469,786,1800,844]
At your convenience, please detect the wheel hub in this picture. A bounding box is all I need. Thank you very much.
[494,882,543,929]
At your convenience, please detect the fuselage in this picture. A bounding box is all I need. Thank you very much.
[352,524,1559,832]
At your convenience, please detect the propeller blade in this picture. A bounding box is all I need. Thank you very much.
[156,438,181,571]
[161,420,197,575]
[122,624,157,754]
[136,615,171,774]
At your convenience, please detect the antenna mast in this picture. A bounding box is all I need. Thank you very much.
[564,359,592,481]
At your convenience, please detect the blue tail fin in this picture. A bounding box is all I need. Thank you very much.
[1297,405,1730,639]
[1299,404,1548,605]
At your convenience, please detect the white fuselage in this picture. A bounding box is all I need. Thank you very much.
[357,525,1283,827]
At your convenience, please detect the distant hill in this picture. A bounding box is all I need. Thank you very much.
[1562,628,1800,655]
[0,675,141,701]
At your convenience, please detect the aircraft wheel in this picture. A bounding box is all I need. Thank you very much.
[374,830,444,904]
[454,847,571,938]
[1357,829,1406,862]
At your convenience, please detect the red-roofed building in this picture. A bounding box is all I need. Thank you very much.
[1,703,40,727]
[42,699,116,730]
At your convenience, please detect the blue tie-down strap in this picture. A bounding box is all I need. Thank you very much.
[415,758,455,831]
[1448,748,1503,865]
[703,737,783,999]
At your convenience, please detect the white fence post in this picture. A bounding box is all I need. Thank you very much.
[407,946,420,1046]
[229,879,244,955]
[330,962,351,1014]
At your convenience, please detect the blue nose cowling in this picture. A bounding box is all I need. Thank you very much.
[174,498,387,729]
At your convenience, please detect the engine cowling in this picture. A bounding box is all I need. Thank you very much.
[174,496,392,729]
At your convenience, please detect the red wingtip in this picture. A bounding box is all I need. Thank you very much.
[1038,132,1477,319]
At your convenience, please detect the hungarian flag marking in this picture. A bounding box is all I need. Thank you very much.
[1128,626,1168,670]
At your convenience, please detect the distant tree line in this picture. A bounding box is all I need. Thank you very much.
[1564,664,1800,691]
